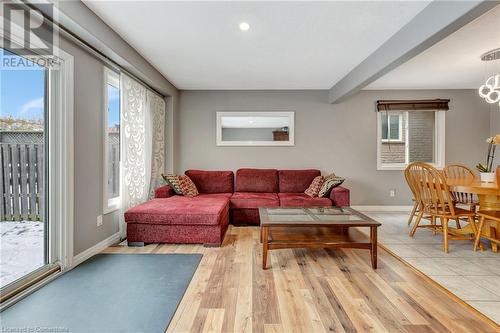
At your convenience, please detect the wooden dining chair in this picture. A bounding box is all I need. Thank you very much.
[404,165,420,226]
[443,164,479,214]
[406,163,438,234]
[408,162,479,252]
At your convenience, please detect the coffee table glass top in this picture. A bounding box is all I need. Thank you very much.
[259,207,380,226]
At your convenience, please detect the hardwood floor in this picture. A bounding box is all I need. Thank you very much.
[103,226,498,333]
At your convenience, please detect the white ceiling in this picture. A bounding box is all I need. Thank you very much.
[365,4,500,90]
[83,1,430,90]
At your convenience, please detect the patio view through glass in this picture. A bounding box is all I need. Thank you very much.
[0,48,48,289]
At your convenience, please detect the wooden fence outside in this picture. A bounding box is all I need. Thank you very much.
[1,141,120,221]
[0,143,44,221]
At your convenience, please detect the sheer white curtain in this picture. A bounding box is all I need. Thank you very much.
[119,74,166,239]
[147,90,166,198]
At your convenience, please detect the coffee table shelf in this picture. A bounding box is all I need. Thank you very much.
[259,207,381,269]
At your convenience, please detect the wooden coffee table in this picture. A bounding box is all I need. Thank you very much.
[259,207,381,269]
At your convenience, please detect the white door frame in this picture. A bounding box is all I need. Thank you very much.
[0,13,74,297]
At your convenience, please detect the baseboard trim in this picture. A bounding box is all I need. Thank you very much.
[72,232,121,267]
[351,205,413,212]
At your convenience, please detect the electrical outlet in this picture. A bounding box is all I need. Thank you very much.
[389,189,396,197]
[97,215,103,227]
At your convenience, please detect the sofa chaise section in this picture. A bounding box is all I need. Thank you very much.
[125,196,230,245]
[125,170,234,246]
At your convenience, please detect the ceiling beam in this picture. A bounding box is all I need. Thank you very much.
[329,1,500,104]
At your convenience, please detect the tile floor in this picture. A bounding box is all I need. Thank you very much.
[361,211,500,324]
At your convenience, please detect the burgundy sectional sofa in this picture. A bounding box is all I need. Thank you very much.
[124,168,350,246]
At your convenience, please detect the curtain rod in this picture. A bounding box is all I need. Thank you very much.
[24,2,166,99]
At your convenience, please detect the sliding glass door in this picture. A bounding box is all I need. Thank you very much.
[0,48,49,289]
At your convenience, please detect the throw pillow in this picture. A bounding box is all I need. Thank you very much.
[178,175,199,197]
[318,173,345,197]
[304,176,324,197]
[161,173,183,195]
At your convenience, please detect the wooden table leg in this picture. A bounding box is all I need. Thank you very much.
[477,194,500,252]
[370,226,378,269]
[491,226,498,253]
[262,226,269,269]
[474,216,485,251]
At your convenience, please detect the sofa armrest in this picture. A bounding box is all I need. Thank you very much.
[155,185,175,198]
[329,186,350,207]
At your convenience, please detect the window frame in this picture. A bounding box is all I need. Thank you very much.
[376,110,445,171]
[103,68,121,214]
[381,113,403,142]
[0,20,74,307]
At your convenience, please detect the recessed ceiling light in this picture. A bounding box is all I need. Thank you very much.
[239,22,250,31]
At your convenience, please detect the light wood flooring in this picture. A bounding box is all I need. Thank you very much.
[103,226,498,333]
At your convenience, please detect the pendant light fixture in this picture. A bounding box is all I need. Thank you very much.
[478,48,500,106]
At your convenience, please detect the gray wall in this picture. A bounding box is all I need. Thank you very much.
[58,38,119,255]
[491,108,500,167]
[178,89,491,205]
[492,109,500,135]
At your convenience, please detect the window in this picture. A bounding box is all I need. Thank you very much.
[103,68,121,213]
[381,114,402,141]
[377,110,445,170]
[0,33,74,302]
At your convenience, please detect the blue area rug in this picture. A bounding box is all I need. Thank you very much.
[1,253,202,333]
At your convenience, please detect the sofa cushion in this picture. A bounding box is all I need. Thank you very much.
[161,173,183,194]
[124,195,229,226]
[230,192,280,209]
[279,169,321,193]
[278,193,332,207]
[185,170,234,194]
[304,176,325,197]
[235,168,278,193]
[178,175,199,197]
[318,174,345,197]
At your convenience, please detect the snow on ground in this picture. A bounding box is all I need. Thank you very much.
[0,221,45,287]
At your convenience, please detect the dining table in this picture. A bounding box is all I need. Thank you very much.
[447,176,500,252]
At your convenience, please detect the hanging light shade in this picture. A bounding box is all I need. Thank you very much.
[479,48,500,107]
[478,74,500,105]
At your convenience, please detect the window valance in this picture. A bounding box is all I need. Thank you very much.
[376,99,450,112]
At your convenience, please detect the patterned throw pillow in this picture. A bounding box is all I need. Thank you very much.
[318,173,345,197]
[178,175,199,197]
[304,176,325,197]
[161,173,183,195]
